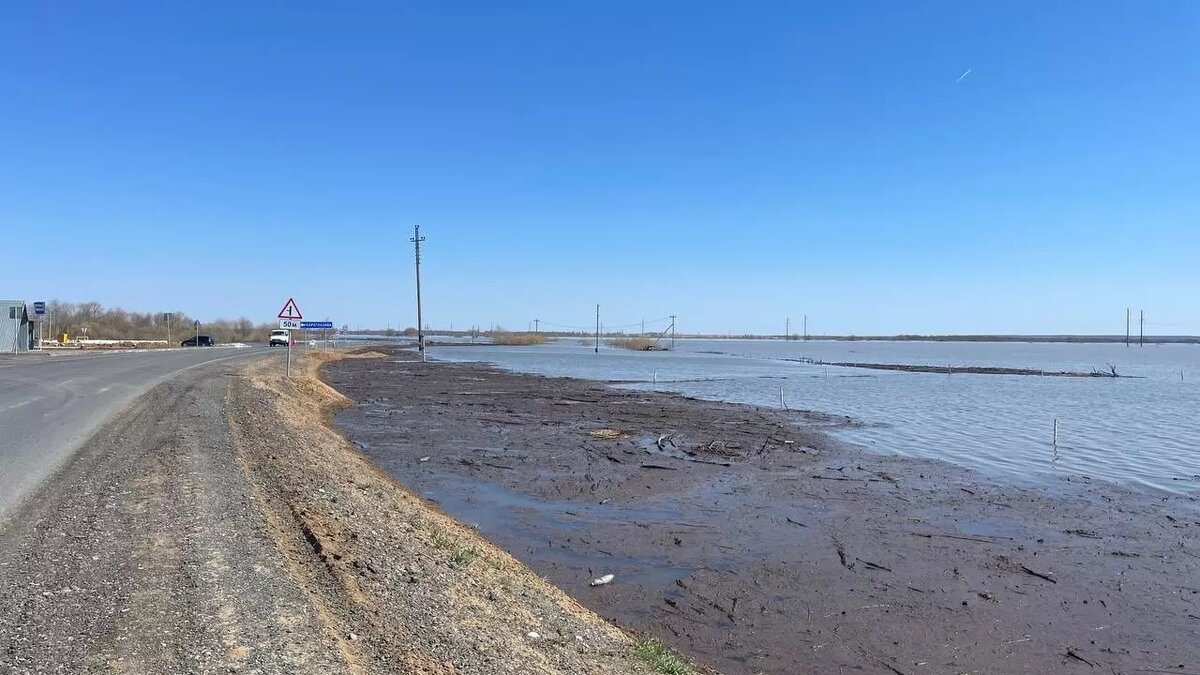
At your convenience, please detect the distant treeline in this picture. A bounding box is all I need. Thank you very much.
[42,301,275,343]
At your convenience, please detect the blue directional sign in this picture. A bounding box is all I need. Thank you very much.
[32,301,46,315]
[299,321,333,329]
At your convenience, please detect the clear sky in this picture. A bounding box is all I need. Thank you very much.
[2,1,1197,335]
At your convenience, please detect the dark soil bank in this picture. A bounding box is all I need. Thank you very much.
[325,348,1200,675]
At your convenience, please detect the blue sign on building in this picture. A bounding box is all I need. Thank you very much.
[32,301,46,315]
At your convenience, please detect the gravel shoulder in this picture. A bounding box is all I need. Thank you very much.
[0,359,344,673]
[1,351,669,675]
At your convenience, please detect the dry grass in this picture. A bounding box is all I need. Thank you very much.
[491,331,548,346]
[587,428,633,441]
[607,337,662,351]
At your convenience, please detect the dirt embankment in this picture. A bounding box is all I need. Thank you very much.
[325,347,1200,675]
[227,350,676,675]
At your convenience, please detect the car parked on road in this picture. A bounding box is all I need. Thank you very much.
[181,335,215,347]
[269,329,290,347]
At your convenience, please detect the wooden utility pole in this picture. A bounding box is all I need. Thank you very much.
[669,314,676,350]
[594,305,600,353]
[1126,308,1130,347]
[534,318,540,333]
[803,314,808,341]
[785,317,790,341]
[1139,310,1144,347]
[411,225,426,362]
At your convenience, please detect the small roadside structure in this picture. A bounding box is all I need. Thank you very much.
[0,301,37,353]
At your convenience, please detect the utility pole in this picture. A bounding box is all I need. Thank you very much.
[1139,309,1144,347]
[534,318,540,334]
[411,225,426,362]
[1126,308,1130,347]
[641,318,645,337]
[670,314,676,350]
[594,304,600,353]
[165,312,172,345]
[786,317,790,341]
[803,314,808,341]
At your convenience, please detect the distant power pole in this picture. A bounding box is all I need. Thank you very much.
[1126,308,1130,347]
[803,314,808,341]
[534,318,540,334]
[785,317,790,341]
[164,312,172,345]
[411,225,426,362]
[594,305,600,353]
[669,314,677,350]
[1139,310,1144,347]
[641,318,645,336]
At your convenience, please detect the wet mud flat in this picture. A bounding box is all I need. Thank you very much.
[325,347,1200,675]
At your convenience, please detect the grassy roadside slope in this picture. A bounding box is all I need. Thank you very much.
[227,350,691,675]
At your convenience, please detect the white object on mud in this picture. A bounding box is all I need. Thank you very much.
[418,456,431,462]
[590,573,615,587]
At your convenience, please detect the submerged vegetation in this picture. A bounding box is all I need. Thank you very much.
[490,329,548,346]
[608,337,665,351]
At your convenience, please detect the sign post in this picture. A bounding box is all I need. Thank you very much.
[32,302,45,348]
[278,298,304,378]
[193,319,200,347]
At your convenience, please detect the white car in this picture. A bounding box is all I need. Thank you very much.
[269,329,290,347]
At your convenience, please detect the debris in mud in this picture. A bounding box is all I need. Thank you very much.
[832,536,854,570]
[590,574,615,587]
[1019,565,1057,584]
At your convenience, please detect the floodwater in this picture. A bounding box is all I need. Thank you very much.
[428,339,1200,494]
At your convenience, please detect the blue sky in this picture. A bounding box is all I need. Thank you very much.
[1,1,1197,334]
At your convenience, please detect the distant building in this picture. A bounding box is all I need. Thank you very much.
[0,301,37,353]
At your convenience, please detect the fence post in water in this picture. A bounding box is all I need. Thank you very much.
[653,370,657,384]
[1053,418,1058,449]
[779,385,789,411]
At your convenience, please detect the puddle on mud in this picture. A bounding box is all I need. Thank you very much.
[402,468,773,598]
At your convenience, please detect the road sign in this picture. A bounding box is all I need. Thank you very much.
[299,321,333,329]
[279,319,301,329]
[32,302,46,315]
[193,320,200,328]
[277,298,303,320]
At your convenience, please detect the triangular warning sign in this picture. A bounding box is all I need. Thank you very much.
[277,298,303,320]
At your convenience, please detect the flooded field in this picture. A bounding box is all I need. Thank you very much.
[326,349,1200,675]
[429,339,1200,494]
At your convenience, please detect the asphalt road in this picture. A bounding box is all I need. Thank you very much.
[0,346,270,518]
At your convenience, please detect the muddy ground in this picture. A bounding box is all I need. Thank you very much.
[326,347,1200,675]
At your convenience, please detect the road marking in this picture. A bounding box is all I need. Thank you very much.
[0,399,36,414]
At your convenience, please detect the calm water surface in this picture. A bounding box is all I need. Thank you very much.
[428,339,1200,494]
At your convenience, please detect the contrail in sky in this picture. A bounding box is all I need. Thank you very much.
[956,68,972,83]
